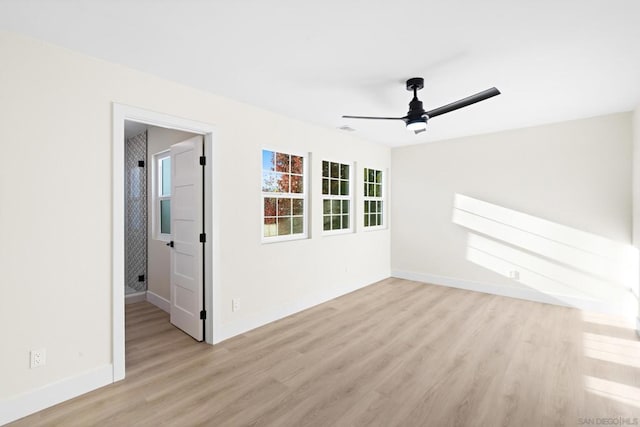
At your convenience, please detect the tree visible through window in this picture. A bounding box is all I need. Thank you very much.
[262,149,306,240]
[322,160,352,232]
[364,167,383,228]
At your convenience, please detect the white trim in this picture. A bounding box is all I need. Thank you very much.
[260,232,309,244]
[112,104,126,382]
[215,275,387,342]
[391,270,632,316]
[112,103,219,385]
[125,291,146,304]
[204,132,218,344]
[0,365,112,425]
[322,228,355,237]
[146,290,170,313]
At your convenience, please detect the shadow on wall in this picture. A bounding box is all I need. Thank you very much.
[452,194,639,318]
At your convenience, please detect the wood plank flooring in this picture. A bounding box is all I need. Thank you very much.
[10,278,640,426]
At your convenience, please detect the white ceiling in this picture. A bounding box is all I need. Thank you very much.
[2,0,639,146]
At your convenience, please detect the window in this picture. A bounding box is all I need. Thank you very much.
[262,149,307,241]
[154,151,171,239]
[363,167,384,228]
[322,160,352,233]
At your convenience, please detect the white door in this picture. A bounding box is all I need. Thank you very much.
[169,135,204,340]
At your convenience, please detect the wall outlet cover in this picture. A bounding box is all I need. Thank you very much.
[30,348,46,368]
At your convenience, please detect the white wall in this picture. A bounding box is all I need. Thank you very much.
[632,107,640,325]
[0,31,390,417]
[633,108,640,249]
[146,126,198,302]
[391,113,636,313]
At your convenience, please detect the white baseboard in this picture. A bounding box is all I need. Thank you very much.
[0,364,112,426]
[146,290,170,313]
[125,291,146,304]
[391,270,630,317]
[216,274,388,342]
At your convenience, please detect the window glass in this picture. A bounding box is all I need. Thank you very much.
[363,167,384,228]
[262,150,306,240]
[160,157,171,197]
[322,160,352,232]
[154,152,172,239]
[160,199,171,234]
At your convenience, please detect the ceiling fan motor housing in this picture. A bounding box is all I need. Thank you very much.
[407,97,426,121]
[405,78,427,124]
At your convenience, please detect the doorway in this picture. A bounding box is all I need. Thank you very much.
[112,104,217,382]
[124,124,203,334]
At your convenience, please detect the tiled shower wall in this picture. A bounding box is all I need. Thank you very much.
[125,131,148,294]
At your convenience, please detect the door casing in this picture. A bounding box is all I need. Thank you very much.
[112,103,219,382]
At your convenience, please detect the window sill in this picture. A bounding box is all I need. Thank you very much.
[322,229,354,237]
[363,225,387,232]
[261,234,308,244]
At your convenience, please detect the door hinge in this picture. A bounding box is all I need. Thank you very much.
[199,233,206,243]
[200,310,206,320]
[138,160,145,167]
[199,156,206,166]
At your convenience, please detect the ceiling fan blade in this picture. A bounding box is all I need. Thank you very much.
[342,115,406,120]
[425,87,500,119]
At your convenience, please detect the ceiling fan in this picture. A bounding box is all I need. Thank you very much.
[342,77,500,134]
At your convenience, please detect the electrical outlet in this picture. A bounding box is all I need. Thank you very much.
[30,348,46,368]
[232,299,239,312]
[509,270,520,280]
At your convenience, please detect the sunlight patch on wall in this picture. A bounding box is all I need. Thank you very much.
[466,233,634,311]
[453,194,639,315]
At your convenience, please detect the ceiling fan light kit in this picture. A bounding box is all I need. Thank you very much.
[406,118,427,132]
[342,77,500,135]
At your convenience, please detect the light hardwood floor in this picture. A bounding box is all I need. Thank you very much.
[10,278,640,426]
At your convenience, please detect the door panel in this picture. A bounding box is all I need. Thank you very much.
[169,135,204,340]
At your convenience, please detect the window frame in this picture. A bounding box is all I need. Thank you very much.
[261,148,309,243]
[321,158,354,235]
[152,150,171,242]
[363,166,386,231]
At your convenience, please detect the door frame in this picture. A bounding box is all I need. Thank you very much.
[112,103,219,382]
